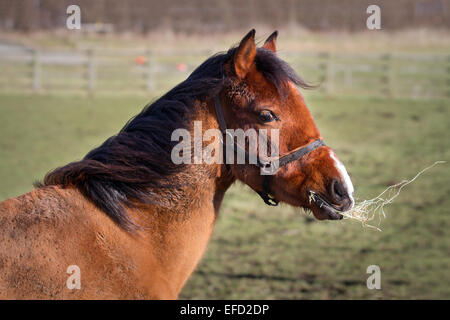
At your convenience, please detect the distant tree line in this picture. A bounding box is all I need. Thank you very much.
[0,0,448,33]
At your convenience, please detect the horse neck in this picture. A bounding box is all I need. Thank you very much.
[180,97,236,210]
[147,97,235,215]
[127,99,235,296]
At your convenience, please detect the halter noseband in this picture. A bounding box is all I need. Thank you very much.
[214,95,326,206]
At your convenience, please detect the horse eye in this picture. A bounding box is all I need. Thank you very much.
[259,110,278,123]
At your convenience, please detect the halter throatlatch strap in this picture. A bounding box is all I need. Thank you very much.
[214,95,228,134]
[258,175,279,206]
[213,95,325,207]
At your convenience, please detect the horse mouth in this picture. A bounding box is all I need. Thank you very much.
[307,190,345,220]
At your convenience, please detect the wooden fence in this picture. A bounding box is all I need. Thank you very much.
[0,47,449,99]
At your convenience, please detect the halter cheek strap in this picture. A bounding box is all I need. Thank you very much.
[213,95,326,206]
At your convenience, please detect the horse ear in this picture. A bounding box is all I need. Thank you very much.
[234,29,256,79]
[262,31,278,53]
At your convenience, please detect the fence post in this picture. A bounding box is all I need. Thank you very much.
[146,50,154,92]
[318,52,332,94]
[32,49,41,92]
[447,55,450,99]
[380,53,392,98]
[87,49,96,94]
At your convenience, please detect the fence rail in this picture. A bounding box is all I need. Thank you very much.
[0,47,449,100]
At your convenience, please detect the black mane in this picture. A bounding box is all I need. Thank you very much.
[38,47,310,231]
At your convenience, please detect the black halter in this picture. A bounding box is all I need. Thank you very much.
[214,95,326,206]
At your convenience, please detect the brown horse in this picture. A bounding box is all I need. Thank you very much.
[0,30,354,299]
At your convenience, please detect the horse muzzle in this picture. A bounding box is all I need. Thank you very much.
[307,179,354,220]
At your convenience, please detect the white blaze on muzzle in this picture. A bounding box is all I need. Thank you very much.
[330,151,355,207]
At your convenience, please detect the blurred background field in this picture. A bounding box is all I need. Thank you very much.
[1,30,449,99]
[0,0,449,299]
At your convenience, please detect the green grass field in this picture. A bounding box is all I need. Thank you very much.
[0,92,448,299]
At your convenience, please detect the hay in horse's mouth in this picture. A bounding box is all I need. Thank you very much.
[308,190,344,220]
[313,161,445,231]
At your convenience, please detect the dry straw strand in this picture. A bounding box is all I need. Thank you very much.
[341,161,446,231]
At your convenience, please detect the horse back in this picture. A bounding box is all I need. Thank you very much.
[0,186,150,299]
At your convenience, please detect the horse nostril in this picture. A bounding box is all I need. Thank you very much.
[331,179,346,201]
